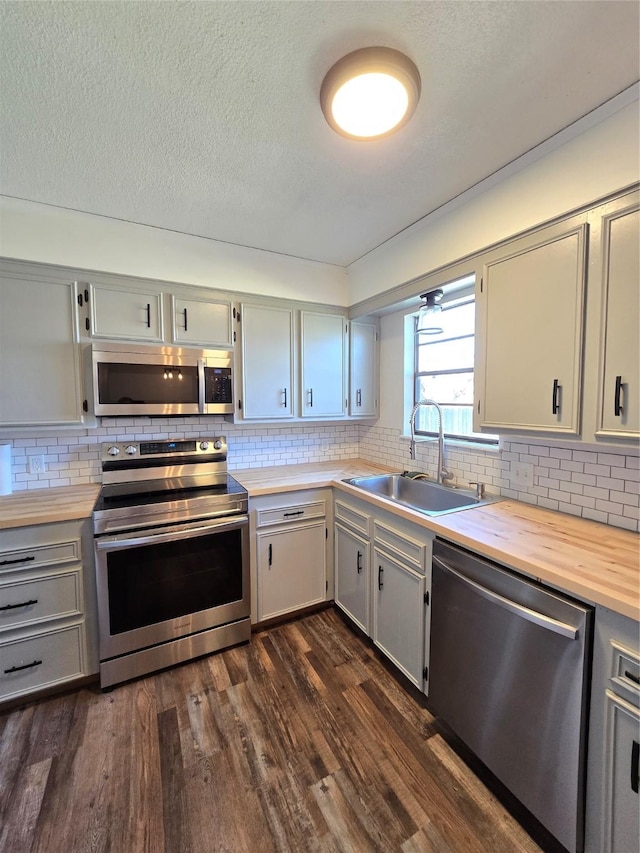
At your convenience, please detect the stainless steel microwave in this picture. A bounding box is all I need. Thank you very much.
[91,343,234,416]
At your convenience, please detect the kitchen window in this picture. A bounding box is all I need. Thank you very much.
[414,290,498,446]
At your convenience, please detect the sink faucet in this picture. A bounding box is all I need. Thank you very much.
[409,400,454,484]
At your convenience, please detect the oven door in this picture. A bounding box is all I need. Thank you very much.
[94,515,250,661]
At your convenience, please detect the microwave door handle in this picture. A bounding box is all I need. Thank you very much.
[198,358,206,413]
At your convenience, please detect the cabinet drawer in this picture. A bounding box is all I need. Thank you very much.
[0,623,84,702]
[373,521,426,572]
[256,500,325,528]
[0,571,82,632]
[0,540,80,575]
[610,641,640,707]
[335,500,370,536]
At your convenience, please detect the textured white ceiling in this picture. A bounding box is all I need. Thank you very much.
[1,1,638,267]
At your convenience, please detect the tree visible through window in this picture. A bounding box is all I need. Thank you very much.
[414,296,497,444]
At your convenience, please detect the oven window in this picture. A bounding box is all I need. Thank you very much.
[106,529,243,635]
[97,362,199,405]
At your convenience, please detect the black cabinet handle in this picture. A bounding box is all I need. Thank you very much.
[356,388,362,407]
[308,389,313,408]
[614,375,623,417]
[282,388,287,408]
[183,307,188,332]
[632,741,639,794]
[145,303,151,328]
[378,565,384,590]
[283,511,303,518]
[357,551,362,573]
[0,555,35,567]
[625,670,640,686]
[0,599,37,612]
[4,659,42,675]
[552,379,560,415]
[268,543,272,567]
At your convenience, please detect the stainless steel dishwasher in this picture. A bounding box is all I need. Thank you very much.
[429,539,593,853]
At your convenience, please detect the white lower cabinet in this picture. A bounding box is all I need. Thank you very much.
[334,493,433,692]
[373,547,426,689]
[0,519,97,704]
[586,606,640,853]
[251,490,330,624]
[335,523,370,634]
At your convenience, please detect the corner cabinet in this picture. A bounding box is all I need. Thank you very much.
[475,214,588,435]
[334,492,433,692]
[595,197,640,439]
[0,269,85,427]
[349,321,378,417]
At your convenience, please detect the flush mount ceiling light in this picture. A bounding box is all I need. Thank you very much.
[416,289,444,336]
[320,47,421,140]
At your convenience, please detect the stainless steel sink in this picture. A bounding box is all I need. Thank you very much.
[342,473,502,516]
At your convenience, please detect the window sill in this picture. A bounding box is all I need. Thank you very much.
[400,434,501,454]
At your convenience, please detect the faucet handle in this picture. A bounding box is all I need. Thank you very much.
[469,481,485,499]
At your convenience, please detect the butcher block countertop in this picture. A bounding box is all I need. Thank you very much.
[0,484,101,530]
[234,460,639,621]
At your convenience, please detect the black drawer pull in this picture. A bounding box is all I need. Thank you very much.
[624,669,640,686]
[357,551,362,573]
[614,375,623,417]
[552,379,560,415]
[0,598,38,611]
[4,659,42,675]
[268,543,272,567]
[378,565,384,590]
[0,555,35,567]
[283,511,304,518]
[632,741,639,794]
[145,303,151,328]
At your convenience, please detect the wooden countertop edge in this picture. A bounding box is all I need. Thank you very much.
[0,484,101,530]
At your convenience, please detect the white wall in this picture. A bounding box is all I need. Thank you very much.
[0,197,348,306]
[347,90,640,304]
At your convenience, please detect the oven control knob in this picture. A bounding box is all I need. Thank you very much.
[213,439,223,450]
[107,446,120,456]
[125,445,137,455]
[199,441,209,450]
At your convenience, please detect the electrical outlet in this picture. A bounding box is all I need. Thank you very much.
[512,461,534,489]
[29,454,46,474]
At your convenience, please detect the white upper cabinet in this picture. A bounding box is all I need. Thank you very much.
[596,200,639,439]
[349,321,378,417]
[170,295,234,349]
[240,303,295,419]
[476,216,587,435]
[0,272,84,427]
[300,311,346,418]
[89,283,163,342]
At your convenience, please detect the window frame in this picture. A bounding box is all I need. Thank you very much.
[413,295,498,447]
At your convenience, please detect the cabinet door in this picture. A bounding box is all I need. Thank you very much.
[171,295,233,348]
[373,547,425,689]
[0,275,84,426]
[335,523,370,634]
[597,204,640,438]
[89,283,163,341]
[301,312,346,417]
[257,521,326,621]
[241,304,294,419]
[603,691,640,853]
[349,321,378,417]
[477,219,587,434]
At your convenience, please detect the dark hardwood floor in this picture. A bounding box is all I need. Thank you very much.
[0,609,542,853]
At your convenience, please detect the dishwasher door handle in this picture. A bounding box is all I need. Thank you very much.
[432,555,579,640]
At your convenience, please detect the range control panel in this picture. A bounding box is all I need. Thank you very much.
[101,436,226,462]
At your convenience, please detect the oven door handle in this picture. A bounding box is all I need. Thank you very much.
[95,516,248,550]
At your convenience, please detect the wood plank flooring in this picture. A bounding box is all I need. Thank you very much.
[0,609,544,853]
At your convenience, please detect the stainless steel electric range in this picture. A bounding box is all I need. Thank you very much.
[92,436,250,688]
